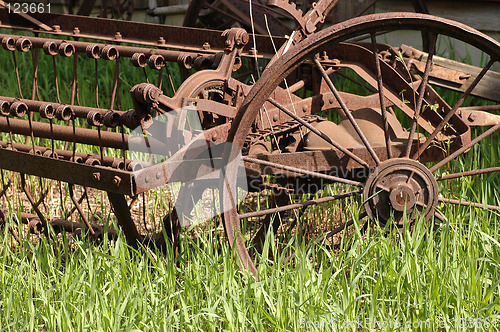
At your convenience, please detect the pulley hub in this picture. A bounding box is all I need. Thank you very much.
[363,158,438,226]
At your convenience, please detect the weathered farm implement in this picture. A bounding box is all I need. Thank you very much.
[0,0,499,275]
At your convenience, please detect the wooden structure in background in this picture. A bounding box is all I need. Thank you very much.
[376,0,500,32]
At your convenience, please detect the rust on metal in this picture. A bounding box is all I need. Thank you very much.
[0,1,497,277]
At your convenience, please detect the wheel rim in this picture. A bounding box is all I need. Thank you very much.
[221,13,500,276]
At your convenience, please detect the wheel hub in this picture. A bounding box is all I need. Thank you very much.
[363,159,438,226]
[389,183,417,211]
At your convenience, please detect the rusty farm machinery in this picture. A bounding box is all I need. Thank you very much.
[0,0,498,276]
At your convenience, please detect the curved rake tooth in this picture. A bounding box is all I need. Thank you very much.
[268,0,305,29]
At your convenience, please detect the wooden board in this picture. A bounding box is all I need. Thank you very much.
[376,0,500,32]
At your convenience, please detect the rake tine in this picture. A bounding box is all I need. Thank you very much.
[58,180,66,217]
[0,172,13,200]
[72,118,77,160]
[0,209,22,246]
[69,183,97,238]
[128,195,138,209]
[52,56,61,104]
[34,178,50,211]
[64,186,87,219]
[8,224,21,245]
[31,47,40,100]
[158,67,163,90]
[49,118,55,155]
[98,126,104,163]
[121,123,127,169]
[20,173,48,227]
[70,51,78,105]
[109,58,120,110]
[95,58,100,108]
[142,67,149,83]
[5,116,14,148]
[27,108,36,152]
[12,53,23,99]
[142,192,149,236]
[165,64,176,94]
[83,186,93,215]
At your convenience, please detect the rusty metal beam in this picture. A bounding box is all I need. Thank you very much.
[0,8,285,58]
[0,147,134,194]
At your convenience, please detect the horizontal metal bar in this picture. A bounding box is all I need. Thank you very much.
[0,117,126,149]
[0,147,134,194]
[436,166,500,181]
[0,117,168,152]
[0,8,285,58]
[0,33,200,64]
[238,190,361,219]
[0,96,123,126]
[439,196,500,211]
[243,156,363,187]
[0,140,128,169]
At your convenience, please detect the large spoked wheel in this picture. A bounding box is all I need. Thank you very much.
[222,13,500,276]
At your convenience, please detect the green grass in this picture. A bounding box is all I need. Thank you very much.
[0,203,499,331]
[0,26,498,332]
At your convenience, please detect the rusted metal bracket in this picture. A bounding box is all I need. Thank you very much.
[458,106,500,126]
[107,192,143,248]
[402,44,500,102]
[269,0,339,34]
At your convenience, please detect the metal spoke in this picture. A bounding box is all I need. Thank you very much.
[437,166,500,181]
[404,33,437,157]
[239,190,361,219]
[439,197,500,211]
[313,57,381,165]
[243,156,363,187]
[370,33,393,159]
[434,210,445,223]
[267,97,370,168]
[429,123,500,172]
[459,105,500,112]
[413,58,496,159]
